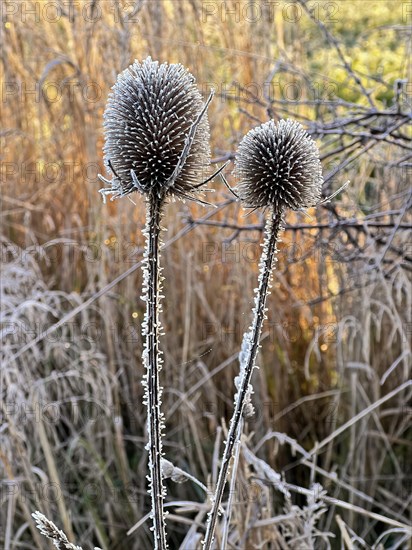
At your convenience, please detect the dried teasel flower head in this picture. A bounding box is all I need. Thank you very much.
[99,57,211,202]
[234,119,323,211]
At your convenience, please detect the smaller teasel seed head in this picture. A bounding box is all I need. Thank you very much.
[100,57,211,202]
[234,119,323,211]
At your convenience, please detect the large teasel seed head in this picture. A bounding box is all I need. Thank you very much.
[100,56,211,201]
[234,119,323,210]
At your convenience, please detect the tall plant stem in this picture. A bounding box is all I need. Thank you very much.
[143,196,168,550]
[203,207,284,549]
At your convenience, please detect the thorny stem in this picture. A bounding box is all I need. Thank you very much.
[203,207,284,550]
[143,196,168,550]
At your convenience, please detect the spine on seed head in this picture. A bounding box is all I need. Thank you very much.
[234,119,323,211]
[99,57,211,203]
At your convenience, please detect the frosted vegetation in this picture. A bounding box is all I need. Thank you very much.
[1,1,410,548]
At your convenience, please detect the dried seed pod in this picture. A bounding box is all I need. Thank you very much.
[234,119,323,210]
[99,57,215,550]
[100,56,211,201]
[204,119,325,549]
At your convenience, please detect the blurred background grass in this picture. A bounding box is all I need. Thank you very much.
[1,1,411,548]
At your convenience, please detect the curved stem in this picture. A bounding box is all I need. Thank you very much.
[203,207,284,549]
[143,196,168,549]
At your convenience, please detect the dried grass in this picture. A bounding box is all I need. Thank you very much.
[1,1,411,548]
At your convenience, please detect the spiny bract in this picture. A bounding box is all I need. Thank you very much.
[101,57,210,200]
[234,119,323,210]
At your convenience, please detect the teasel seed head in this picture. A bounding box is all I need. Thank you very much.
[99,56,211,202]
[234,119,323,211]
[203,120,324,548]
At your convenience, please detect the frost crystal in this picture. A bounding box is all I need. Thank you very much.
[236,331,255,418]
[32,512,83,550]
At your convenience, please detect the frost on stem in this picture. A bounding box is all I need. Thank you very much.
[203,211,284,549]
[141,198,169,550]
[235,332,255,418]
[31,511,102,550]
[234,331,255,418]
